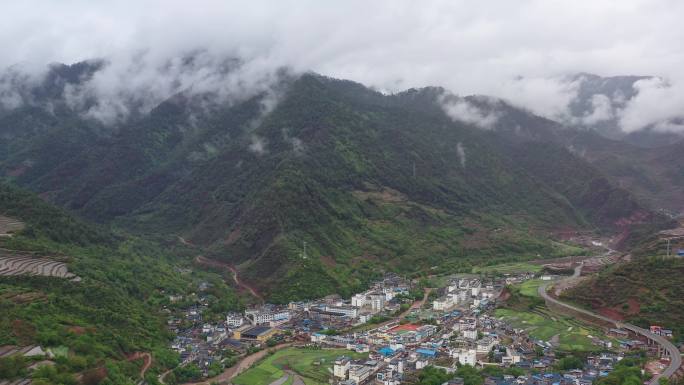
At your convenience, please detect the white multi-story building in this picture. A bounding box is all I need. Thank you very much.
[226,313,244,328]
[452,349,477,366]
[433,296,453,311]
[462,329,478,340]
[245,308,290,325]
[476,337,497,354]
[504,347,521,364]
[351,293,367,307]
[349,365,372,384]
[369,293,385,312]
[382,287,397,301]
[334,357,351,378]
[325,305,358,318]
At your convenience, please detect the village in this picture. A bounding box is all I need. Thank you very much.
[163,267,678,385]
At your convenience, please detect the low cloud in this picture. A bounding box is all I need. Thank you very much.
[618,77,684,133]
[248,135,267,155]
[440,96,500,129]
[581,94,614,125]
[456,142,466,169]
[1,1,683,133]
[61,52,289,125]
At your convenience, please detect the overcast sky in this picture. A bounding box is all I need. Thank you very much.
[1,0,683,131]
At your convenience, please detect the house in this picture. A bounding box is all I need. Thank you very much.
[452,349,477,366]
[476,337,497,354]
[370,293,386,312]
[349,364,372,384]
[462,329,478,340]
[226,313,244,328]
[416,348,437,358]
[236,326,277,341]
[352,293,367,307]
[334,356,351,378]
[433,296,454,311]
[325,305,359,318]
[310,332,326,343]
[376,368,400,385]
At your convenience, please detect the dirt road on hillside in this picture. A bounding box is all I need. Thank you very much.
[195,255,264,302]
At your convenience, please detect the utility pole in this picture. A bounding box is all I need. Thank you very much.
[302,240,307,260]
[666,238,671,259]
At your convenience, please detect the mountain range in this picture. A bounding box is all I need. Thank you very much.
[0,61,681,301]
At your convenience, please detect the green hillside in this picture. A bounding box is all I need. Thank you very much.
[563,256,684,344]
[0,183,240,383]
[0,65,667,301]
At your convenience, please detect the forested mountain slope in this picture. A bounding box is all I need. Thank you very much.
[0,182,240,382]
[563,256,684,344]
[0,63,671,301]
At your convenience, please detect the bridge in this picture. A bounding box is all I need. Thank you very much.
[538,266,681,385]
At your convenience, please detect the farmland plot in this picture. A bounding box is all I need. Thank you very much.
[0,215,24,237]
[0,254,80,281]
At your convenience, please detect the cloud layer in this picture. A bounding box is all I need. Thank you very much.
[1,0,683,131]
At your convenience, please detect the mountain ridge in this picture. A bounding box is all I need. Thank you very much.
[0,63,676,300]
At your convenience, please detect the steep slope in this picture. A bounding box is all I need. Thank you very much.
[566,132,684,216]
[563,256,684,344]
[0,66,665,301]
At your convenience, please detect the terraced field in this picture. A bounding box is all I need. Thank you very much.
[0,215,24,237]
[0,254,79,281]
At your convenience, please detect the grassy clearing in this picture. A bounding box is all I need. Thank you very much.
[233,347,367,385]
[518,279,544,298]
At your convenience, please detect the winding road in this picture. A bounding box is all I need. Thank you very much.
[539,264,681,385]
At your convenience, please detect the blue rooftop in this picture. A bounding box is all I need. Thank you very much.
[416,348,437,357]
[379,347,395,356]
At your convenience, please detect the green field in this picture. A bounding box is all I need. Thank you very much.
[233,347,368,385]
[518,279,544,297]
[472,262,543,275]
[496,279,609,352]
[495,308,603,351]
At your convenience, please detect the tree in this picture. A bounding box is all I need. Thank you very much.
[554,355,584,371]
[456,364,483,385]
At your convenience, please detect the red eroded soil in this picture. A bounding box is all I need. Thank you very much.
[626,298,641,315]
[498,287,511,302]
[67,326,88,335]
[127,352,152,378]
[319,255,336,268]
[597,307,625,321]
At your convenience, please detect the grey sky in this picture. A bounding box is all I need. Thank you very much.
[1,0,683,131]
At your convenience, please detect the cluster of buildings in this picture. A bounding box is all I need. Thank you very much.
[164,287,241,377]
[305,273,670,385]
[165,270,677,384]
[164,275,412,378]
[432,278,497,311]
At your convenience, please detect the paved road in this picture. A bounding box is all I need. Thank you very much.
[539,266,681,385]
